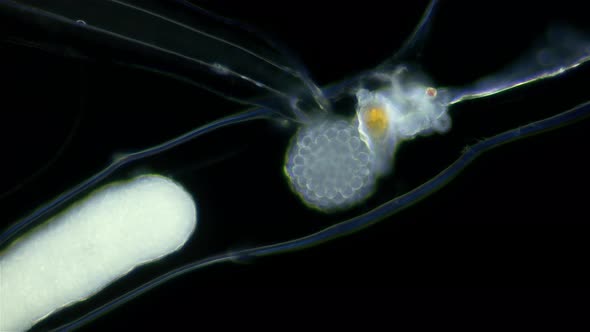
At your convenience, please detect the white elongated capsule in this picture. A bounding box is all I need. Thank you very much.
[0,175,197,331]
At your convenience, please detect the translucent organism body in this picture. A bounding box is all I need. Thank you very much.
[0,0,589,330]
[284,68,453,211]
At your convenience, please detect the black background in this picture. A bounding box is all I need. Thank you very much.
[1,0,590,330]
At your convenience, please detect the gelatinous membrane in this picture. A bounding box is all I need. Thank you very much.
[1,0,590,330]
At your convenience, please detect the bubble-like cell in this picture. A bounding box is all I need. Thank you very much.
[284,117,378,212]
[299,135,312,148]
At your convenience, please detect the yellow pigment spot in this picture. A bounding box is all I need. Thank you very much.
[363,107,388,138]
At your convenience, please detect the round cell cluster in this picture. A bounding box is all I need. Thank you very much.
[284,118,377,212]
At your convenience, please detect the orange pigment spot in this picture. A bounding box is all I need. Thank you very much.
[426,87,437,97]
[363,107,388,138]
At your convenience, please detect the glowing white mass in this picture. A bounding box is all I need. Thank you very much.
[0,175,197,331]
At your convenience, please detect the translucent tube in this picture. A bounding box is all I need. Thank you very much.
[0,0,326,121]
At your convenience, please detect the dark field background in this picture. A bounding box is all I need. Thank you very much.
[1,0,589,330]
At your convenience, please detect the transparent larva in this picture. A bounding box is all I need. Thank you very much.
[0,0,589,330]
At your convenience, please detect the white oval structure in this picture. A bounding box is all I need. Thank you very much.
[0,175,197,331]
[284,118,378,212]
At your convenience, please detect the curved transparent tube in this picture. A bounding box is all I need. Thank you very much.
[0,0,326,121]
[0,108,273,247]
[447,25,590,104]
[0,0,589,330]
